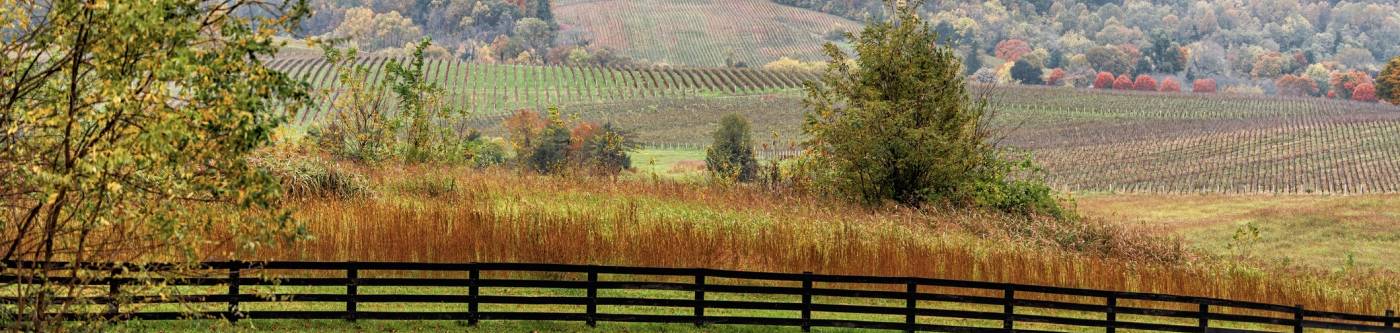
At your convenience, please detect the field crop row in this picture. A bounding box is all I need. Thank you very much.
[266,57,818,124]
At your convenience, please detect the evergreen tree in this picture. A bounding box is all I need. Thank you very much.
[1011,60,1044,84]
[706,114,759,181]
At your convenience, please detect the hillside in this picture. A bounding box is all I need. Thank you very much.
[553,0,860,67]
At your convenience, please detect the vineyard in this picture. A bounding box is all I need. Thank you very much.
[269,58,1400,194]
[266,57,815,123]
[553,0,860,67]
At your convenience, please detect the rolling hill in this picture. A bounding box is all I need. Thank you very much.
[553,0,861,67]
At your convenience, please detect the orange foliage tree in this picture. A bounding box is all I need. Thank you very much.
[1193,79,1218,93]
[1329,70,1372,100]
[1276,74,1319,97]
[1159,78,1181,92]
[995,39,1032,62]
[1134,75,1158,91]
[1093,72,1115,89]
[1113,74,1134,90]
[1352,83,1379,102]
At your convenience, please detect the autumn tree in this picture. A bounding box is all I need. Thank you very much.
[995,39,1033,62]
[1160,78,1182,92]
[1,0,310,329]
[1193,79,1218,93]
[1276,74,1320,97]
[1378,57,1400,104]
[802,1,1067,219]
[1134,75,1158,91]
[1046,68,1067,86]
[1329,70,1373,100]
[1113,74,1134,90]
[1352,83,1379,103]
[1093,72,1115,89]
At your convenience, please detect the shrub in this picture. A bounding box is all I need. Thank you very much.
[1329,70,1372,100]
[576,123,637,176]
[1193,79,1218,93]
[1159,78,1181,92]
[1046,68,1067,86]
[801,4,1068,219]
[706,114,759,182]
[1352,83,1379,103]
[1010,60,1044,85]
[1276,74,1319,97]
[1112,74,1134,90]
[1093,71,1115,89]
[1133,75,1157,91]
[253,151,370,199]
[526,108,573,174]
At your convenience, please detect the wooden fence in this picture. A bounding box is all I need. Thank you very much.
[2,261,1397,333]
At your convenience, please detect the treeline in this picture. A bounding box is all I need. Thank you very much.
[774,0,1400,100]
[296,0,631,66]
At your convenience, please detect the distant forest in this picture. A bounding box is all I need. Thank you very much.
[292,0,1398,100]
[776,0,1399,98]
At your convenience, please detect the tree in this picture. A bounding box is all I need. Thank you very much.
[1086,46,1134,75]
[802,1,1064,219]
[705,114,759,182]
[1193,79,1218,93]
[385,39,467,162]
[1113,74,1134,90]
[1352,83,1379,103]
[994,39,1033,62]
[1134,75,1158,91]
[1160,78,1182,92]
[1046,68,1068,86]
[1329,70,1373,100]
[577,123,636,176]
[1276,75,1319,97]
[1010,60,1044,85]
[1093,72,1116,89]
[527,107,572,174]
[1,0,310,329]
[1378,57,1400,104]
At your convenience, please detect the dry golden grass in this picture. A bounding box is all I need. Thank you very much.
[219,165,1398,316]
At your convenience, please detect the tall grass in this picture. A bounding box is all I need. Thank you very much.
[219,165,1398,316]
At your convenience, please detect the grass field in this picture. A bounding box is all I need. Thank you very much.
[1079,194,1400,271]
[553,0,860,67]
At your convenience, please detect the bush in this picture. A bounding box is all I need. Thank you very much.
[705,114,759,182]
[1193,79,1218,93]
[507,107,636,176]
[252,150,370,199]
[1010,60,1043,85]
[1046,68,1067,86]
[527,110,572,174]
[1352,83,1379,102]
[576,123,637,176]
[1093,72,1115,89]
[800,4,1068,219]
[1159,78,1181,92]
[1133,75,1157,91]
[1112,74,1133,90]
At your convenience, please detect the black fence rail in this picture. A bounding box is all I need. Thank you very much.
[1,261,1396,333]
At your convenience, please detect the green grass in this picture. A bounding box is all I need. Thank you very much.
[632,148,708,179]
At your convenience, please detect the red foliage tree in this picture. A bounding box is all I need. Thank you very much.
[1134,75,1158,91]
[1112,74,1134,90]
[1046,68,1067,86]
[1192,79,1218,93]
[1159,78,1181,92]
[1329,70,1372,100]
[994,39,1033,62]
[1093,72,1115,89]
[1352,83,1379,102]
[1275,74,1318,97]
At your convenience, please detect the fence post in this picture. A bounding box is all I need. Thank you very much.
[906,280,917,333]
[1199,303,1209,333]
[1106,296,1117,333]
[107,268,120,318]
[346,263,358,322]
[1003,286,1015,332]
[802,272,812,333]
[1294,304,1304,333]
[694,271,705,327]
[469,265,479,326]
[587,268,598,328]
[1385,309,1394,328]
[228,262,241,324]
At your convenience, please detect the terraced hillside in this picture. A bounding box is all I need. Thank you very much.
[553,0,861,67]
